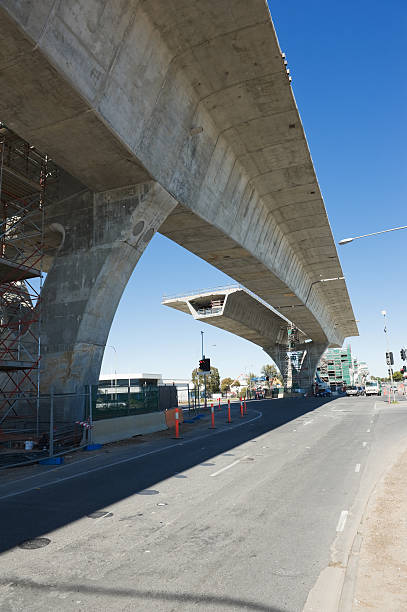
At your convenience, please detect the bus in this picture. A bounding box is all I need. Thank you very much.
[365,380,381,396]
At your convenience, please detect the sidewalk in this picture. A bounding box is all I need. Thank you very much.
[351,438,407,610]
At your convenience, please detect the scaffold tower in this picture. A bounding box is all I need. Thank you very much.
[0,125,56,432]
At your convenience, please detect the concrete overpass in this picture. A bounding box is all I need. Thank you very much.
[0,0,358,393]
[163,286,327,390]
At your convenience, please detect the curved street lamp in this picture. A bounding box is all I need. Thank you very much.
[339,225,407,245]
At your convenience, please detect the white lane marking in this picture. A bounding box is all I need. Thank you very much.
[303,420,314,426]
[0,410,263,501]
[336,510,349,532]
[210,458,244,477]
[0,453,101,491]
[362,441,367,447]
[355,464,361,473]
[366,429,371,433]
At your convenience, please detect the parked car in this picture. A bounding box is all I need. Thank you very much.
[346,385,360,396]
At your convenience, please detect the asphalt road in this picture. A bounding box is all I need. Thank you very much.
[1,395,407,612]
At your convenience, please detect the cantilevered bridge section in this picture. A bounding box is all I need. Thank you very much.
[163,287,326,390]
[0,0,358,391]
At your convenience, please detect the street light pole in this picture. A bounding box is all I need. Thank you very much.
[381,310,396,403]
[339,225,407,245]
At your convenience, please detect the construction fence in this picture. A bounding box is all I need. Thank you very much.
[0,384,179,469]
[0,387,90,469]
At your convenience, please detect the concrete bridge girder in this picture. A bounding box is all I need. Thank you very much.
[164,288,327,391]
[0,0,358,364]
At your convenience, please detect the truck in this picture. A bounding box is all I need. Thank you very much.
[364,380,381,396]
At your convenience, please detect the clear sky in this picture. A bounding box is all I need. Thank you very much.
[101,0,406,381]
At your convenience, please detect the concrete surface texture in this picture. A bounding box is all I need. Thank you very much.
[40,182,176,392]
[0,396,406,611]
[92,412,167,445]
[0,0,358,379]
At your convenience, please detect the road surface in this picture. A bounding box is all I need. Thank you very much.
[0,395,406,611]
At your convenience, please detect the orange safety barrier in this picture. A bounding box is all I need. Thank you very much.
[209,403,216,429]
[227,399,232,423]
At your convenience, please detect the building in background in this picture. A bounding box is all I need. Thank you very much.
[317,346,368,388]
[97,373,178,420]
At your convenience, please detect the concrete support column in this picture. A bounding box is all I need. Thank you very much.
[265,342,328,392]
[40,182,176,393]
[297,342,329,392]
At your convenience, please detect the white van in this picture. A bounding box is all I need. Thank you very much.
[365,381,381,396]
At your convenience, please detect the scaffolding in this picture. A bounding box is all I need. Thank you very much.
[277,324,305,389]
[0,126,56,434]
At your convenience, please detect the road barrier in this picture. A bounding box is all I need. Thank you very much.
[218,398,221,411]
[173,408,181,439]
[209,403,216,429]
[227,399,232,424]
[244,398,247,415]
[240,398,244,418]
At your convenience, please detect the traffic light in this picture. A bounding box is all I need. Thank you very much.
[199,357,211,372]
[266,376,270,381]
[401,349,406,361]
[386,352,394,366]
[401,366,407,375]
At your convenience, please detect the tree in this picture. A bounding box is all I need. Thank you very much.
[192,366,221,396]
[261,364,278,379]
[220,377,234,394]
[392,371,403,382]
[261,363,283,385]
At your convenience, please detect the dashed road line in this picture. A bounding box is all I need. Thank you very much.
[355,464,361,473]
[336,510,349,532]
[210,458,246,477]
[362,441,367,447]
[366,429,371,433]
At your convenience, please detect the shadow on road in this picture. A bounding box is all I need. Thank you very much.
[0,397,335,554]
[0,577,286,611]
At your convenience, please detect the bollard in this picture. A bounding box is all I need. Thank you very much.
[227,398,232,423]
[244,398,247,414]
[218,397,221,411]
[172,408,182,439]
[240,399,244,418]
[209,403,216,429]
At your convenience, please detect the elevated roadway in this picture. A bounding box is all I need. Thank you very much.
[163,286,324,389]
[0,0,358,390]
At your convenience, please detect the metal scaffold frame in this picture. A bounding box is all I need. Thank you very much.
[0,126,51,432]
[278,324,305,389]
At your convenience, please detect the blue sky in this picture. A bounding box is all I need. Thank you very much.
[101,0,406,380]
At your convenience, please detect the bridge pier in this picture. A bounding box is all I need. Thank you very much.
[40,182,176,393]
[265,342,328,393]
